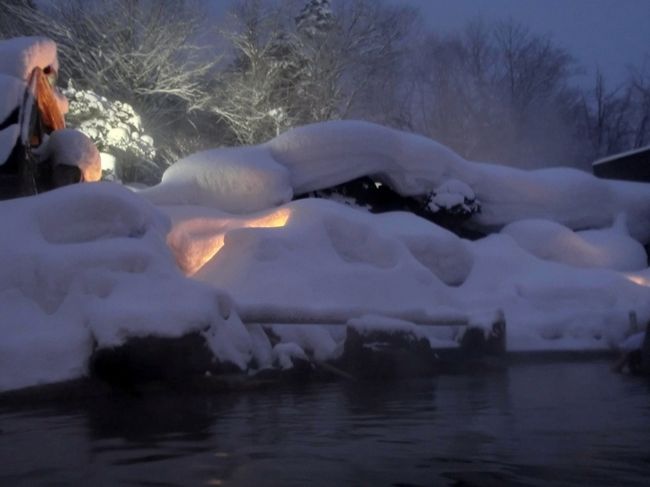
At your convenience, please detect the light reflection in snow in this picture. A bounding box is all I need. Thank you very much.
[168,208,292,275]
[624,274,650,287]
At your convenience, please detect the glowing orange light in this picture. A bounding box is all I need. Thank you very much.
[244,208,292,229]
[168,208,292,275]
[625,274,650,287]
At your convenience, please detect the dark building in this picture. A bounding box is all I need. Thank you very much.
[592,145,650,182]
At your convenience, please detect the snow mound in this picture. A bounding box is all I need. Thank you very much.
[270,324,340,362]
[0,183,248,392]
[272,342,309,369]
[502,216,647,271]
[0,36,59,81]
[164,198,469,317]
[151,120,650,243]
[140,146,293,213]
[461,234,650,350]
[268,120,468,195]
[41,129,102,182]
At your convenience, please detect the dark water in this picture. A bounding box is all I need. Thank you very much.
[1,361,649,486]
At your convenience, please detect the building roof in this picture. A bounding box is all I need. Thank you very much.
[592,144,650,166]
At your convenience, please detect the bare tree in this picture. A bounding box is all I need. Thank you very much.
[579,59,650,162]
[4,0,217,130]
[0,0,36,37]
[630,59,650,148]
[211,0,416,145]
[412,18,580,168]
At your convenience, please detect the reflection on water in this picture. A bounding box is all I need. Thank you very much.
[1,362,649,486]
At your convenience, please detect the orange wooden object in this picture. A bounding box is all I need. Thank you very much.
[33,67,65,132]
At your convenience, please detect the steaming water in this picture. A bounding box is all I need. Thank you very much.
[1,361,649,486]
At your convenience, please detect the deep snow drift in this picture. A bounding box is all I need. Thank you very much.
[2,120,650,392]
[143,121,650,243]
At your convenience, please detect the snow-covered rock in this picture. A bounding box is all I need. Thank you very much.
[502,215,647,271]
[460,234,650,350]
[146,120,650,243]
[427,179,480,215]
[272,342,309,369]
[4,119,650,393]
[0,183,249,392]
[39,129,102,182]
[142,146,294,213]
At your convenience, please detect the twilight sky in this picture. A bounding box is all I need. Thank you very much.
[402,0,650,86]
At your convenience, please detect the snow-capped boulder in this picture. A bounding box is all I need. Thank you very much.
[148,120,650,243]
[142,146,293,213]
[0,183,250,392]
[39,129,102,182]
[502,216,647,271]
[427,179,480,216]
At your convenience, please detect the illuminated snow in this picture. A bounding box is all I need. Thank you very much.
[2,120,650,392]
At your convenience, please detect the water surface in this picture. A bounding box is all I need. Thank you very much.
[1,361,649,486]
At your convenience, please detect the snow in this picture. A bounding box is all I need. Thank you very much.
[3,120,650,393]
[40,129,102,182]
[166,198,462,316]
[0,184,247,392]
[146,120,650,242]
[140,146,293,213]
[501,215,647,271]
[0,37,59,82]
[63,83,156,179]
[459,234,650,350]
[267,120,468,195]
[269,324,340,362]
[428,179,479,215]
[296,0,334,37]
[272,342,309,370]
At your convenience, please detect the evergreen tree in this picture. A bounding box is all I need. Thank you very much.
[295,0,333,38]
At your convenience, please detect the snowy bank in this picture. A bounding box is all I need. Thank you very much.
[161,196,650,355]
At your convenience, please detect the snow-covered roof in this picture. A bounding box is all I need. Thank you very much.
[592,144,650,166]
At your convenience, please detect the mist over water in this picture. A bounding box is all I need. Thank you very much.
[2,361,649,486]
